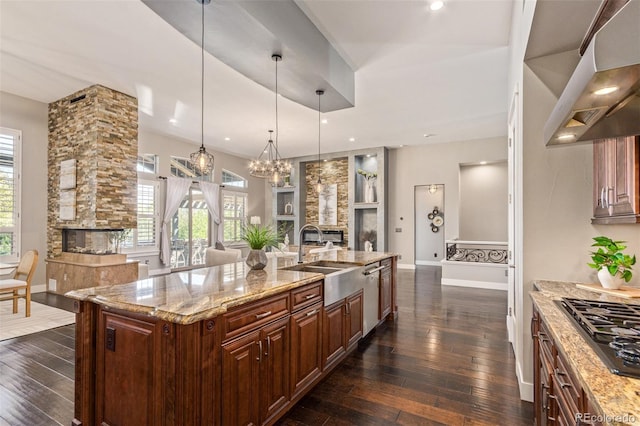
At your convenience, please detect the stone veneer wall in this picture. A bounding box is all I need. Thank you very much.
[47,84,138,257]
[305,158,349,245]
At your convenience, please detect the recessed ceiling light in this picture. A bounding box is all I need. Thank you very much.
[349,137,356,142]
[557,134,575,141]
[594,86,618,96]
[224,137,231,141]
[169,118,177,124]
[321,119,328,124]
[423,133,436,138]
[479,161,487,165]
[430,1,444,11]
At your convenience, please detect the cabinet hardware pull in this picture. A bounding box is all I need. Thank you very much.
[601,186,606,208]
[257,340,262,362]
[363,265,385,275]
[537,331,549,342]
[554,369,572,388]
[255,311,272,319]
[266,336,271,357]
[306,309,317,317]
[530,316,535,337]
[305,294,316,300]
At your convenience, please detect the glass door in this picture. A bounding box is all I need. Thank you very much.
[171,186,210,269]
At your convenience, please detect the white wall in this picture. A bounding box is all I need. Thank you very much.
[459,162,508,241]
[0,92,48,286]
[388,137,507,266]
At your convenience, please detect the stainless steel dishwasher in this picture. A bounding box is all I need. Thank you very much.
[362,262,385,335]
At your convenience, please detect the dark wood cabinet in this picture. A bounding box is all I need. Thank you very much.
[592,135,640,223]
[379,258,392,320]
[290,302,322,400]
[323,289,363,371]
[532,307,602,426]
[96,311,162,426]
[322,299,346,371]
[346,290,363,350]
[221,317,290,426]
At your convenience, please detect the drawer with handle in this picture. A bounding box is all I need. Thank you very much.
[222,293,290,341]
[291,280,323,312]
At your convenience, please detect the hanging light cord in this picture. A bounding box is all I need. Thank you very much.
[275,56,279,156]
[317,92,321,165]
[200,0,205,150]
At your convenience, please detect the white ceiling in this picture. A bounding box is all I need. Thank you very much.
[0,0,514,159]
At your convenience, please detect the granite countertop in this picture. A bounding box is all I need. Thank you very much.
[531,280,640,426]
[66,251,397,325]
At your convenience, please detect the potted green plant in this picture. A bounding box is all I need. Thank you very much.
[588,236,636,289]
[241,223,280,270]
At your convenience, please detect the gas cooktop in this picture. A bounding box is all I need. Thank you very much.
[559,297,640,379]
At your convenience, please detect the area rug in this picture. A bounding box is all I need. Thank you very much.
[0,299,76,341]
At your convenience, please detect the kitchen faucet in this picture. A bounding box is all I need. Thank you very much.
[298,224,323,263]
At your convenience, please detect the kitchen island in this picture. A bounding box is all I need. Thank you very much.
[531,281,640,426]
[66,250,397,426]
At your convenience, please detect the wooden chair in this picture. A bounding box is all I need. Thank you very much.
[0,250,39,317]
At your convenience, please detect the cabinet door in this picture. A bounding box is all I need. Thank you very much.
[593,139,611,218]
[222,331,261,426]
[96,312,161,426]
[346,290,363,350]
[290,303,322,400]
[323,300,346,371]
[610,136,639,216]
[260,317,290,425]
[379,262,392,320]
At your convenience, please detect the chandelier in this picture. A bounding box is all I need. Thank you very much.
[248,54,292,186]
[190,0,215,176]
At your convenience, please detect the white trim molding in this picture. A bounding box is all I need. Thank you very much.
[441,278,507,291]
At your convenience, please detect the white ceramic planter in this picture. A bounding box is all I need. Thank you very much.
[597,268,625,290]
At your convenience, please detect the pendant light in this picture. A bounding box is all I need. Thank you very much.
[315,90,324,194]
[190,0,215,176]
[248,54,292,186]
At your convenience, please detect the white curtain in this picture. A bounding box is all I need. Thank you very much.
[160,177,192,265]
[200,181,222,243]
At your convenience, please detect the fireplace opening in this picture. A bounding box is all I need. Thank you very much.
[62,228,125,255]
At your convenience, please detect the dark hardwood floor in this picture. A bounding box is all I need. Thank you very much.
[0,266,533,425]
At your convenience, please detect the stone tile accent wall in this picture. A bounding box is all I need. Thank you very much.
[47,85,138,257]
[305,158,349,245]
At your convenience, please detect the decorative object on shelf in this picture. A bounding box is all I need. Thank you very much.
[241,223,280,270]
[357,168,377,203]
[360,229,376,252]
[315,89,324,194]
[189,0,215,176]
[319,184,337,225]
[284,201,293,215]
[588,235,636,290]
[249,54,292,186]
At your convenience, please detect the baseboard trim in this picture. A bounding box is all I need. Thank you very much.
[415,260,443,266]
[441,278,507,291]
[31,284,46,293]
[397,263,416,270]
[517,361,534,402]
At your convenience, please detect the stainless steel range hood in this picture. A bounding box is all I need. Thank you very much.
[544,0,640,146]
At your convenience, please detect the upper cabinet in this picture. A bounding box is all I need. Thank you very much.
[592,135,640,224]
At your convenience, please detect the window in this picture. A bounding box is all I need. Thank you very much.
[170,186,210,268]
[222,169,247,188]
[222,190,247,243]
[122,180,159,252]
[0,128,21,262]
[137,154,157,174]
[170,156,211,182]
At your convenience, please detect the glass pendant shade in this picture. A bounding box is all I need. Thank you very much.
[191,146,215,175]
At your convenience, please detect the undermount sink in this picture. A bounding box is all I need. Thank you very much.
[282,265,343,274]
